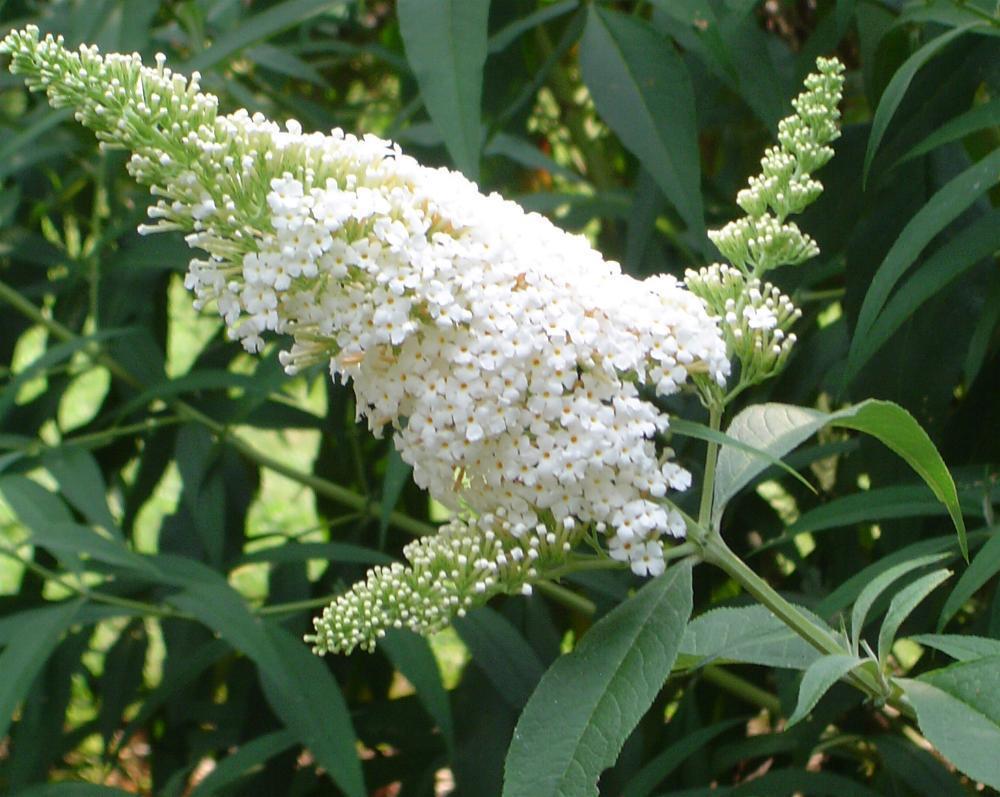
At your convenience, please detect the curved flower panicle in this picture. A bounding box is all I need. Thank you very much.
[4,27,732,652]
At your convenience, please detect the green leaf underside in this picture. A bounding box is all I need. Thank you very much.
[862,23,981,183]
[398,0,489,178]
[669,417,815,495]
[901,669,1000,790]
[680,603,830,670]
[502,563,693,797]
[713,401,967,557]
[580,7,704,238]
[787,654,861,727]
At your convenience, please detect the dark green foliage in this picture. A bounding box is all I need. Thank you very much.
[0,1,997,794]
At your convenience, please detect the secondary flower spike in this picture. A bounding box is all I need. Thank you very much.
[3,27,731,652]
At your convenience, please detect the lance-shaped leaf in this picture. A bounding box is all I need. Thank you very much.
[786,654,862,727]
[580,7,704,240]
[503,562,693,797]
[398,0,490,179]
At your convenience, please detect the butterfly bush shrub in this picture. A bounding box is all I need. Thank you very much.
[1,15,990,796]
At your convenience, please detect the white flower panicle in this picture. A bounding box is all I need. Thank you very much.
[4,27,732,653]
[707,57,844,278]
[687,57,843,396]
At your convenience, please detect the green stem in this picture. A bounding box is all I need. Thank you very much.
[700,530,902,711]
[697,404,722,531]
[535,579,597,615]
[0,279,436,539]
[702,665,782,714]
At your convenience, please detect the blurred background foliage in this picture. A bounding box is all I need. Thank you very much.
[0,0,997,794]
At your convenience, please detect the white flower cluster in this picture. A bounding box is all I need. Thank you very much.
[3,27,729,642]
[708,57,844,278]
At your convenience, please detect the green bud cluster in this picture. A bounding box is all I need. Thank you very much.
[689,57,844,395]
[708,56,844,278]
[685,263,802,390]
[308,515,584,654]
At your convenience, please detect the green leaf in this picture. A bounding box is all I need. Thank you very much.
[186,0,334,72]
[502,562,693,797]
[32,522,161,578]
[238,541,393,567]
[162,559,364,797]
[853,210,1000,372]
[488,0,579,54]
[757,486,974,555]
[485,132,585,184]
[938,530,1000,631]
[966,277,1000,386]
[381,629,455,755]
[397,0,489,178]
[453,607,546,710]
[901,665,1000,789]
[188,729,297,797]
[621,718,743,797]
[877,569,952,668]
[259,623,365,797]
[0,600,82,742]
[786,654,861,727]
[580,7,704,239]
[379,447,412,547]
[670,417,815,495]
[875,734,971,797]
[850,553,951,654]
[910,634,1000,662]
[681,604,828,670]
[12,786,136,797]
[41,446,119,535]
[713,401,967,557]
[894,97,1000,168]
[848,153,1000,380]
[862,23,980,183]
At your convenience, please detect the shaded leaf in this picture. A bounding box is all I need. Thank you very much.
[681,604,827,670]
[580,7,703,238]
[938,530,1000,631]
[454,607,546,710]
[849,147,1000,382]
[188,729,296,797]
[0,600,82,742]
[863,23,981,183]
[381,629,455,755]
[398,0,490,178]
